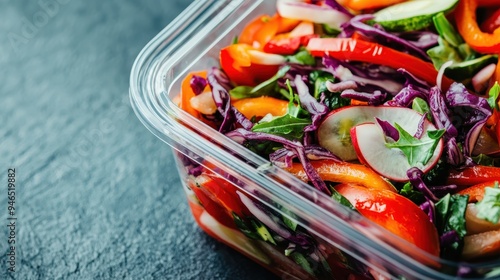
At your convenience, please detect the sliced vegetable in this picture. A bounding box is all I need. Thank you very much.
[466,203,500,234]
[373,0,459,32]
[351,122,443,182]
[317,106,441,163]
[455,0,500,54]
[335,183,440,257]
[306,38,453,89]
[285,159,396,192]
[480,8,500,34]
[462,229,500,260]
[180,71,207,118]
[232,96,289,119]
[343,0,406,11]
[448,166,500,186]
[276,0,351,30]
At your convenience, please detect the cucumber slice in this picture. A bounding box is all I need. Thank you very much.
[373,0,459,32]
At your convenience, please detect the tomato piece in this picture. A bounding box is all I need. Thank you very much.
[285,159,396,192]
[195,173,250,218]
[457,180,499,202]
[307,38,454,90]
[480,8,500,33]
[220,44,281,86]
[448,165,500,186]
[335,184,440,257]
[188,178,237,229]
[232,96,289,119]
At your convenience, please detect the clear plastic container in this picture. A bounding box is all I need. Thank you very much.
[130,1,500,279]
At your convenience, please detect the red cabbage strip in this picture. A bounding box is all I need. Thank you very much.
[324,0,353,17]
[429,184,458,198]
[208,67,253,132]
[386,85,428,107]
[429,86,458,139]
[397,69,431,92]
[440,230,460,248]
[445,138,465,166]
[419,198,436,223]
[270,146,341,168]
[190,75,208,95]
[294,75,329,133]
[326,80,357,92]
[396,31,439,50]
[226,128,331,195]
[407,167,439,202]
[340,15,431,61]
[340,89,387,105]
[375,117,399,141]
[414,113,427,139]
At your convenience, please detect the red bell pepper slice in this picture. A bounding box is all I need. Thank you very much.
[455,0,500,54]
[448,165,500,186]
[306,38,454,90]
[457,180,499,202]
[481,8,500,34]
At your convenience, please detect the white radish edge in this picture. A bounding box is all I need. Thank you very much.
[277,0,351,28]
[472,63,496,93]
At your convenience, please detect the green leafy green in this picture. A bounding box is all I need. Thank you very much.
[488,82,500,111]
[229,66,290,99]
[385,123,445,166]
[412,97,433,122]
[330,187,356,211]
[286,48,316,65]
[399,182,425,204]
[435,193,469,260]
[472,154,500,167]
[475,182,500,224]
[232,214,260,240]
[252,115,311,140]
[290,252,315,275]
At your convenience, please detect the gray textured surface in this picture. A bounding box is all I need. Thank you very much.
[0,0,276,279]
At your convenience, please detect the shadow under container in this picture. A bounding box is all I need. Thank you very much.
[130,0,500,279]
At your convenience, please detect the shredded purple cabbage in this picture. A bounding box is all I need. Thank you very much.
[226,128,331,195]
[340,15,431,61]
[386,85,428,108]
[208,67,253,132]
[190,75,208,95]
[324,0,353,17]
[407,167,439,202]
[429,184,458,198]
[445,83,492,155]
[396,31,439,50]
[414,113,427,139]
[326,80,357,92]
[429,86,458,139]
[375,117,399,141]
[445,137,465,166]
[340,89,387,105]
[419,197,435,223]
[294,75,329,133]
[440,230,460,247]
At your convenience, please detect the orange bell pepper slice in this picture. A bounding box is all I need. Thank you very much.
[455,0,500,54]
[285,159,396,192]
[343,0,407,11]
[232,96,289,119]
[457,180,499,202]
[180,71,207,118]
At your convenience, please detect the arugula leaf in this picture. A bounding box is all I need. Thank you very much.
[475,182,500,224]
[399,182,425,204]
[488,82,500,111]
[252,114,311,140]
[286,48,315,65]
[412,97,433,122]
[229,65,290,99]
[385,123,445,166]
[329,187,356,211]
[472,153,500,167]
[435,193,468,260]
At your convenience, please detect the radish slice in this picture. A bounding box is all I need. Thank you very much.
[317,106,439,162]
[351,123,443,181]
[277,0,351,29]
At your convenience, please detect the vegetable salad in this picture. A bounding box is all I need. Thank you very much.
[177,0,500,278]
